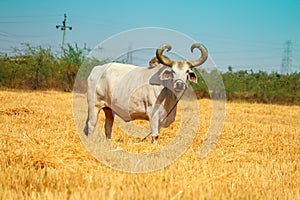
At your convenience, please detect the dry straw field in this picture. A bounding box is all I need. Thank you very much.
[0,90,299,199]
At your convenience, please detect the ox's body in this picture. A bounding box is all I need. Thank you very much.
[84,63,179,139]
[84,43,208,141]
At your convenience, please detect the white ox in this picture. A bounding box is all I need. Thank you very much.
[84,44,208,142]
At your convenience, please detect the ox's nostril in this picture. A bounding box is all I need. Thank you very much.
[176,82,183,88]
[175,81,185,90]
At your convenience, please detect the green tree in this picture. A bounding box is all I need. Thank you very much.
[12,44,56,89]
[59,43,87,91]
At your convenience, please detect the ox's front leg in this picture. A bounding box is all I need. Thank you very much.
[149,104,163,143]
[103,107,114,139]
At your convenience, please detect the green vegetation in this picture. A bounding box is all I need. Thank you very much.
[1,44,299,105]
[194,69,300,105]
[0,43,91,92]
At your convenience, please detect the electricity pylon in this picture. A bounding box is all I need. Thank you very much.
[281,40,292,74]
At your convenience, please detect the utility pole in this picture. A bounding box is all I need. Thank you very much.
[281,40,292,74]
[56,14,72,57]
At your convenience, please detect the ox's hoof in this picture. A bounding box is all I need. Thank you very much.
[151,136,159,143]
[83,127,89,136]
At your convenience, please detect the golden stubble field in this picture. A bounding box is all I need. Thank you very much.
[0,90,299,199]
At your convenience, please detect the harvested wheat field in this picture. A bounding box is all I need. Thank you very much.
[0,90,299,199]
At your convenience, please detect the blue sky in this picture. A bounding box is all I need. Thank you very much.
[0,0,300,72]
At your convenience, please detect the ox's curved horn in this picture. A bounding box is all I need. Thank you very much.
[189,43,208,68]
[156,44,173,67]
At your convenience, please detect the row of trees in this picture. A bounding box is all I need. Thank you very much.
[193,69,300,105]
[1,44,299,105]
[0,44,88,91]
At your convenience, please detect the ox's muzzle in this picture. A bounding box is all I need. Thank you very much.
[174,79,186,92]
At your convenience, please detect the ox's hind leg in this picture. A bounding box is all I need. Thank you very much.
[103,107,114,139]
[84,105,100,137]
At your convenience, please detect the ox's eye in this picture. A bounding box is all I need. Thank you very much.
[160,69,174,80]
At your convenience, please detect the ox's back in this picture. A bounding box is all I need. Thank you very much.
[88,63,137,106]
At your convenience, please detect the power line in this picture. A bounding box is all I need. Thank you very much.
[56,14,72,57]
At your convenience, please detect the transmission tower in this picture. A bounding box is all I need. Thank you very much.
[126,43,133,64]
[56,14,72,57]
[281,40,292,74]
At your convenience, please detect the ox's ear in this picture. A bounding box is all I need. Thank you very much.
[159,68,174,80]
[149,57,161,68]
[187,71,198,83]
